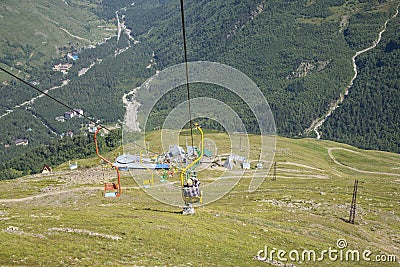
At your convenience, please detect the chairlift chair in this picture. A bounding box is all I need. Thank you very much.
[94,127,121,198]
[182,174,202,215]
[180,124,204,214]
[104,182,120,198]
[182,176,203,205]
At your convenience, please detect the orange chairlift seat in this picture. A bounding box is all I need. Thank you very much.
[94,127,121,198]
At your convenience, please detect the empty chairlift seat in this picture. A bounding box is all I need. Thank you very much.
[104,183,119,198]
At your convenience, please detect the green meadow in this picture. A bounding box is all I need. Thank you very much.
[0,134,399,266]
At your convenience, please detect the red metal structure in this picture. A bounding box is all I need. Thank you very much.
[94,126,121,198]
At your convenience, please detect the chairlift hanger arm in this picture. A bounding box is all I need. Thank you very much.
[180,124,204,186]
[94,126,121,197]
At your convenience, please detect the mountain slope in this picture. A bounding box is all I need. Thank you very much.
[321,5,400,153]
[0,136,398,266]
[0,0,399,179]
[135,0,399,142]
[0,0,116,70]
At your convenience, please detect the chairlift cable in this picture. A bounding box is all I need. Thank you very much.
[0,66,111,131]
[1,1,196,155]
[179,0,195,153]
[0,66,159,154]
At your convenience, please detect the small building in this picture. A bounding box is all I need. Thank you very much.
[186,146,197,156]
[242,162,251,170]
[69,161,78,170]
[53,63,72,73]
[30,81,40,86]
[64,111,75,119]
[73,109,83,117]
[41,165,52,174]
[223,156,235,170]
[14,139,29,146]
[223,154,247,170]
[55,116,65,122]
[169,145,185,158]
[66,130,74,138]
[67,53,79,61]
[88,126,98,133]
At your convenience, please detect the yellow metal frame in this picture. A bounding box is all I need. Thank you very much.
[183,190,203,204]
[180,123,204,186]
[180,123,204,204]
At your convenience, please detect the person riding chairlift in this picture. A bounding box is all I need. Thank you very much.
[183,177,200,215]
[185,177,199,188]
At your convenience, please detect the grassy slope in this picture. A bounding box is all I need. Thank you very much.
[0,135,399,266]
[0,0,113,70]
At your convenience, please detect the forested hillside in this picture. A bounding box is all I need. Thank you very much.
[137,0,399,147]
[0,0,399,178]
[0,0,118,69]
[321,11,400,152]
[0,0,134,175]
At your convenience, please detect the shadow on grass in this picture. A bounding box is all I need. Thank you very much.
[138,207,183,214]
[339,217,356,225]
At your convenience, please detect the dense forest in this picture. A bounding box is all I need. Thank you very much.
[0,0,399,179]
[321,12,400,153]
[137,0,398,142]
[0,128,121,180]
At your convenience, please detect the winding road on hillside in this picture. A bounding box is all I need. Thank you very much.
[307,4,400,139]
[327,147,400,176]
[0,80,70,120]
[59,27,91,43]
[0,5,133,121]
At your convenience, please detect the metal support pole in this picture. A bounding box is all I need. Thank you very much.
[348,179,358,224]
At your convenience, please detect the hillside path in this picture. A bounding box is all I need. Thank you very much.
[328,147,400,176]
[0,187,101,203]
[59,27,91,43]
[0,186,142,204]
[306,4,400,138]
[0,80,70,119]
